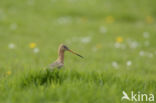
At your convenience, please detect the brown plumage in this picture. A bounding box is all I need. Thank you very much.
[49,44,83,69]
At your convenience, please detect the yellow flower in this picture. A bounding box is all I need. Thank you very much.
[105,16,115,24]
[7,71,11,75]
[81,17,88,22]
[96,44,102,49]
[29,43,36,48]
[116,37,123,43]
[146,16,154,24]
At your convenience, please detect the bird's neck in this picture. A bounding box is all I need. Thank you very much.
[57,50,65,63]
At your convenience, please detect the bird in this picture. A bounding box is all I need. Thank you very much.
[49,44,83,70]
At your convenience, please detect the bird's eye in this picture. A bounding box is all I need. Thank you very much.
[64,46,68,50]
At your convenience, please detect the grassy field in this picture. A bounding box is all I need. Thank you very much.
[0,0,156,103]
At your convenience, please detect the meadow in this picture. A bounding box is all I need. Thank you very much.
[0,0,156,103]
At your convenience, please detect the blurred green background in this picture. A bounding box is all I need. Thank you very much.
[0,0,156,103]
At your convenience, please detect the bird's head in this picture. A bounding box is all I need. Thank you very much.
[59,44,83,58]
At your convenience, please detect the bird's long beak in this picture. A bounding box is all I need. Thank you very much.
[68,49,84,58]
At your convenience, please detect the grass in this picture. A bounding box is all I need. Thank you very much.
[0,0,156,103]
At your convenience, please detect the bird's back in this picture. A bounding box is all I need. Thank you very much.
[49,61,64,69]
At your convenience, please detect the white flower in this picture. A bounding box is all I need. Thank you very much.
[99,26,107,33]
[57,16,72,24]
[92,47,97,52]
[127,39,139,49]
[67,37,79,43]
[143,32,150,38]
[81,37,91,43]
[10,23,17,30]
[129,41,139,49]
[114,43,126,49]
[0,9,6,20]
[139,51,145,56]
[8,43,15,49]
[147,53,153,58]
[33,48,39,53]
[126,61,132,66]
[112,61,118,69]
[144,41,150,46]
[27,0,34,6]
[114,42,121,48]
